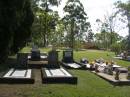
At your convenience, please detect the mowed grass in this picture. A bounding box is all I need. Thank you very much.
[0,47,130,97]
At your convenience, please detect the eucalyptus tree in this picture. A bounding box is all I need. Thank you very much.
[0,0,34,63]
[63,0,90,48]
[115,0,130,49]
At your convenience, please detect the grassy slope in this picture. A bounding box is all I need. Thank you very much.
[0,47,130,97]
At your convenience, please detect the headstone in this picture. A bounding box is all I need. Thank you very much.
[17,53,28,68]
[127,66,130,79]
[123,51,127,59]
[90,62,95,70]
[63,49,73,63]
[31,46,40,60]
[104,63,109,74]
[115,69,120,80]
[47,49,59,68]
[107,65,113,75]
[95,63,99,72]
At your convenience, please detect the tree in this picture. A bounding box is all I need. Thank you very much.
[31,0,61,47]
[0,0,34,63]
[115,0,130,49]
[63,0,90,48]
[31,9,58,46]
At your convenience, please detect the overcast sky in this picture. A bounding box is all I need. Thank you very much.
[53,0,128,37]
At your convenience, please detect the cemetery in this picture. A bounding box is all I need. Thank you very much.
[1,0,130,97]
[1,48,130,97]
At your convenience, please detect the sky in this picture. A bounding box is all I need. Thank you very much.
[53,0,128,37]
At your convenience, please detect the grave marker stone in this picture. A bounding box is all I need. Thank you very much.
[63,49,73,63]
[31,46,40,61]
[115,69,120,80]
[127,66,130,79]
[17,53,28,68]
[48,49,59,68]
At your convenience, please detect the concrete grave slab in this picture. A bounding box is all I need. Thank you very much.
[0,68,34,84]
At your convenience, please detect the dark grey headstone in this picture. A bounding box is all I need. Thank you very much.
[63,50,73,63]
[31,47,40,60]
[17,53,28,68]
[48,50,59,68]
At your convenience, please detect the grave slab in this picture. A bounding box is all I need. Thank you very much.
[41,67,77,84]
[0,68,34,84]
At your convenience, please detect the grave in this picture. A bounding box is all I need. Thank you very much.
[94,61,121,72]
[92,70,130,85]
[0,53,34,84]
[91,62,130,85]
[29,46,48,61]
[61,49,86,69]
[41,49,77,84]
[27,46,48,68]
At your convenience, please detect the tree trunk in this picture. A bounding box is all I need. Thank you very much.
[71,20,74,49]
[43,34,46,47]
[110,29,113,45]
[127,15,130,49]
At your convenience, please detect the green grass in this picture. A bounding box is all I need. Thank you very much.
[1,47,130,97]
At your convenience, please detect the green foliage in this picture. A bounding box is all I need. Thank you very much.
[86,29,94,42]
[110,43,121,55]
[32,9,59,46]
[0,0,34,63]
[49,20,65,47]
[94,31,122,50]
[31,0,61,47]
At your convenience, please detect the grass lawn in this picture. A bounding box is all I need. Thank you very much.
[0,47,130,97]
